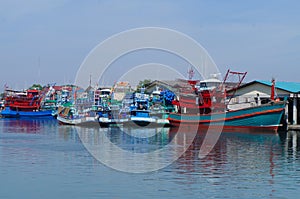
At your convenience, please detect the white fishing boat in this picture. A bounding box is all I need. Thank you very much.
[57,107,99,126]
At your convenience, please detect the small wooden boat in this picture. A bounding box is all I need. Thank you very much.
[57,114,98,126]
[57,107,99,126]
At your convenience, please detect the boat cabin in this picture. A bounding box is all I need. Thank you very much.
[27,90,40,98]
[197,78,222,91]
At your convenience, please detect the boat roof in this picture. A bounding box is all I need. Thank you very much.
[27,89,39,93]
[152,90,161,95]
[100,89,111,92]
[5,89,25,93]
[257,80,300,93]
[200,78,222,83]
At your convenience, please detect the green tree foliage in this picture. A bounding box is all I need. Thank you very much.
[29,84,43,90]
[136,79,151,92]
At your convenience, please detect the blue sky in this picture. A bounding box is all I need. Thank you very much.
[1,0,300,90]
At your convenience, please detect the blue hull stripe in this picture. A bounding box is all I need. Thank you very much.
[0,107,53,118]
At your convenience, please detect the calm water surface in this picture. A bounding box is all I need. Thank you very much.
[1,118,300,199]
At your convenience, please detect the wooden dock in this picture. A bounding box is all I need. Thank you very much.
[288,125,300,130]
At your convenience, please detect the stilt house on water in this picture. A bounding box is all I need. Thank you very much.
[227,80,300,125]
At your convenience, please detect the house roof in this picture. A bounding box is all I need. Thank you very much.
[85,85,94,92]
[237,80,300,93]
[147,80,193,89]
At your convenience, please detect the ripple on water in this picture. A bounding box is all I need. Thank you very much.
[1,119,300,198]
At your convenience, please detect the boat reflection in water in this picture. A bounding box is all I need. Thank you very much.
[2,117,300,198]
[75,124,290,174]
[0,118,56,134]
[166,127,298,195]
[76,126,178,172]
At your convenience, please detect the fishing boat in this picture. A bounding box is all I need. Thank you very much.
[128,109,156,126]
[122,89,174,127]
[168,70,286,132]
[0,100,4,109]
[97,105,119,127]
[98,87,176,127]
[128,90,153,126]
[149,88,175,127]
[96,88,122,127]
[57,106,98,126]
[57,85,100,126]
[0,89,53,118]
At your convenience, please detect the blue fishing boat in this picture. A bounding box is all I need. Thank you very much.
[96,89,123,127]
[149,88,175,126]
[128,90,152,126]
[97,106,121,127]
[128,109,156,126]
[123,89,173,127]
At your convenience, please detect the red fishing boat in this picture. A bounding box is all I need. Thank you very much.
[0,89,53,118]
[168,70,286,132]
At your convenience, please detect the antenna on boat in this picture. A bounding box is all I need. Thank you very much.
[89,74,92,87]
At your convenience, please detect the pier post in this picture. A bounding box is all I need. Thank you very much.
[293,95,298,125]
[257,93,261,106]
[285,102,289,124]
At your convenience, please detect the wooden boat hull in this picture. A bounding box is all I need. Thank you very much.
[98,117,125,127]
[0,107,53,118]
[98,109,171,128]
[98,117,170,128]
[57,115,98,126]
[168,102,285,132]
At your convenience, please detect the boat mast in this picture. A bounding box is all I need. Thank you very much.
[223,69,247,104]
[188,67,195,80]
[271,78,275,101]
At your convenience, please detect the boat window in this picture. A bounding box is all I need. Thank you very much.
[200,82,207,88]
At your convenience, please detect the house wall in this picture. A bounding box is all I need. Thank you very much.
[146,84,171,94]
[228,82,299,125]
[229,82,290,105]
[231,83,290,97]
